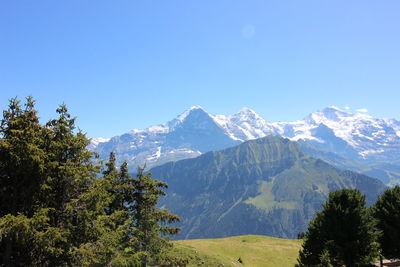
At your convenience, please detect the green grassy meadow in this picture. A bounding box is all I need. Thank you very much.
[170,235,301,266]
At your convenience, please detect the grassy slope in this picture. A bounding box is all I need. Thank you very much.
[171,235,301,267]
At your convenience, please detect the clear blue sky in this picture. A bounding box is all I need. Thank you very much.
[1,1,399,138]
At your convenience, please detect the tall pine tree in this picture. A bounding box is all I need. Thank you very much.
[0,97,46,217]
[296,189,379,267]
[374,186,400,260]
[0,99,106,266]
[132,166,180,266]
[0,97,52,266]
[41,104,104,265]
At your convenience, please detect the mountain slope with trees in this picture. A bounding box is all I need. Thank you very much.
[150,136,387,239]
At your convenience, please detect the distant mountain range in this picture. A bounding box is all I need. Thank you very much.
[150,136,386,239]
[90,106,400,185]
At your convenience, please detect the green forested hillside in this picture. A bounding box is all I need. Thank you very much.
[151,136,387,239]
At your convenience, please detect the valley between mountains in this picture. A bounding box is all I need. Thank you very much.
[89,106,396,240]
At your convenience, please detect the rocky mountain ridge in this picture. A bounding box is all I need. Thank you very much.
[150,136,387,239]
[91,106,400,184]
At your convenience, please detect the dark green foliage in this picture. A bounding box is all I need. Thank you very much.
[296,189,379,267]
[0,97,179,266]
[0,98,105,265]
[42,104,101,265]
[374,186,400,259]
[0,97,59,266]
[103,152,128,214]
[132,167,180,266]
[0,97,46,217]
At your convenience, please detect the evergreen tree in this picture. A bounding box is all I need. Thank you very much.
[296,189,379,267]
[0,97,46,217]
[41,104,103,265]
[104,156,136,215]
[93,154,142,266]
[374,186,400,259]
[102,152,121,214]
[72,171,132,266]
[0,97,53,266]
[0,99,104,266]
[0,97,180,266]
[110,161,144,265]
[132,166,180,266]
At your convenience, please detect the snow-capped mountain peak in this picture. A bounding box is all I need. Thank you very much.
[307,106,352,124]
[176,106,206,122]
[231,107,266,122]
[211,107,275,142]
[167,106,213,131]
[138,106,210,134]
[90,106,400,175]
[236,106,259,116]
[286,106,400,160]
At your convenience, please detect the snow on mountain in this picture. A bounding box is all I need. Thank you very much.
[385,118,400,137]
[306,106,384,147]
[276,106,400,161]
[91,137,111,145]
[212,107,276,141]
[88,137,110,150]
[90,105,400,170]
[272,120,322,143]
[174,105,205,124]
[91,106,237,168]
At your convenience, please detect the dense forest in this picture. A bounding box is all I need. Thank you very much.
[0,97,180,266]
